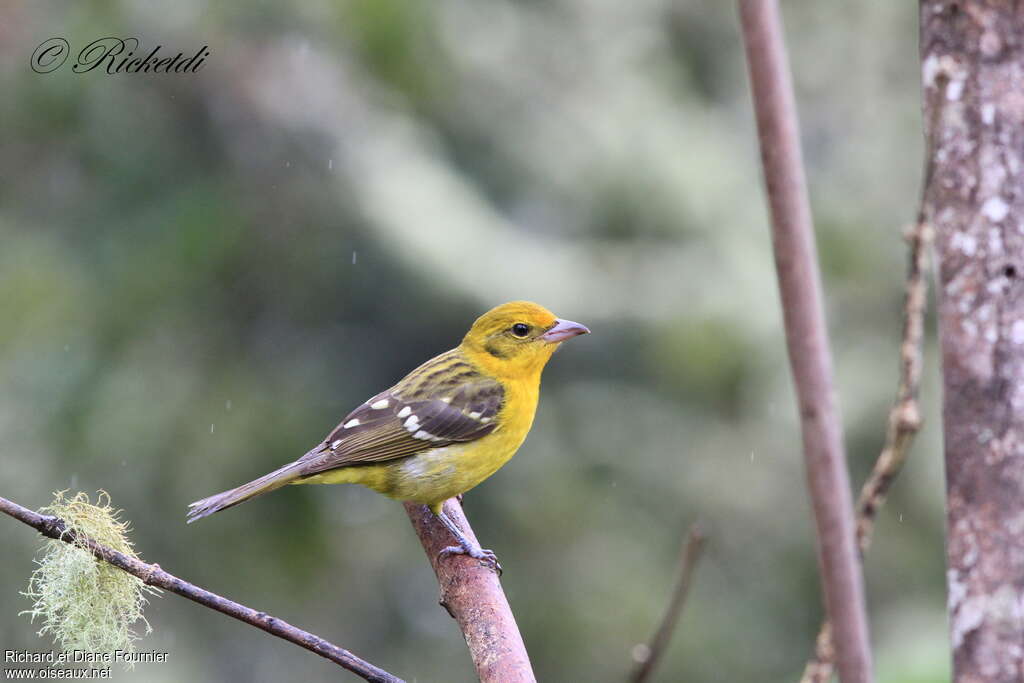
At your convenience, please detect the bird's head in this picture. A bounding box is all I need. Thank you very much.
[460,301,590,380]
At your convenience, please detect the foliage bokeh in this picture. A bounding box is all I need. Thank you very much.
[0,2,944,681]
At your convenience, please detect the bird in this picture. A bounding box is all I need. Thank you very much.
[187,301,589,571]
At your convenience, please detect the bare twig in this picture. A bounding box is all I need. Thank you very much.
[404,500,535,683]
[801,44,944,682]
[800,220,932,683]
[854,223,930,554]
[629,523,706,683]
[737,2,873,682]
[0,495,403,683]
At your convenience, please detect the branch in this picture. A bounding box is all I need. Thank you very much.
[853,222,930,556]
[737,2,874,682]
[404,500,535,683]
[801,27,944,678]
[629,523,706,683]
[0,495,403,683]
[801,222,932,683]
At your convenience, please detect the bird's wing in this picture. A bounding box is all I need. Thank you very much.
[296,353,504,475]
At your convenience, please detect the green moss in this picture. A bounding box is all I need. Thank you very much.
[340,0,449,109]
[647,318,756,415]
[21,491,154,663]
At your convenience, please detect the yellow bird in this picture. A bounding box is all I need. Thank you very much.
[187,301,589,570]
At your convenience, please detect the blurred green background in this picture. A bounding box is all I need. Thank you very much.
[0,2,946,681]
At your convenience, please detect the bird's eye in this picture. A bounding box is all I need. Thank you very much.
[511,323,530,338]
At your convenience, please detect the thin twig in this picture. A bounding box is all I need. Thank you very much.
[629,523,706,683]
[854,223,930,554]
[737,1,874,682]
[404,500,535,683]
[0,494,403,683]
[800,221,932,683]
[799,49,944,682]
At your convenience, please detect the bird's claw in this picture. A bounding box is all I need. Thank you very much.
[438,544,503,575]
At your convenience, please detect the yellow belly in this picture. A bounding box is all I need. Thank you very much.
[298,440,512,506]
[296,378,539,507]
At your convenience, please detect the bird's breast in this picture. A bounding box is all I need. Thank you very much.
[391,377,540,504]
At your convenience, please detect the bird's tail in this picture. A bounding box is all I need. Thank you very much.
[186,460,305,523]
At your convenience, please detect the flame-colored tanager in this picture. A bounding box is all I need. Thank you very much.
[187,301,589,570]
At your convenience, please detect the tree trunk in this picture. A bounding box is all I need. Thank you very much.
[921,3,1024,680]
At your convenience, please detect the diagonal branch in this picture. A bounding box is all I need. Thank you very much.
[800,220,932,683]
[404,500,535,683]
[0,494,403,683]
[853,223,930,555]
[629,523,706,683]
[737,1,874,681]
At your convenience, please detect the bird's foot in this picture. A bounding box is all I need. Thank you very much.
[438,544,502,575]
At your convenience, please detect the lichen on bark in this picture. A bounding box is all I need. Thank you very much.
[921,2,1024,679]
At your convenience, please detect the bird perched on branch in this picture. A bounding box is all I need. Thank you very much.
[187,301,589,571]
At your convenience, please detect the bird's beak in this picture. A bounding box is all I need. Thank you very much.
[541,318,590,343]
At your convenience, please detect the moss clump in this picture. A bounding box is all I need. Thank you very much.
[21,491,154,660]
